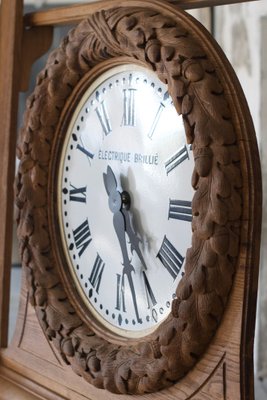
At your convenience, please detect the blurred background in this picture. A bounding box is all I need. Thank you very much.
[8,1,267,398]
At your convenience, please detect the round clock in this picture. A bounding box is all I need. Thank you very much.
[58,64,194,338]
[15,1,246,394]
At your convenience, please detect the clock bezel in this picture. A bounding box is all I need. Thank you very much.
[15,2,248,394]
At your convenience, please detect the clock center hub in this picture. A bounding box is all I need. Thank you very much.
[121,190,131,210]
[108,191,122,213]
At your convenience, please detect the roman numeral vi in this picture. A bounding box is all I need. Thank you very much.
[115,273,126,313]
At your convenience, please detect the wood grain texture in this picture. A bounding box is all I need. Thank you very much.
[0,262,249,399]
[23,0,259,28]
[0,376,43,400]
[20,26,54,92]
[0,0,24,348]
[13,0,261,397]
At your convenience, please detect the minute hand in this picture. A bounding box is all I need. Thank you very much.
[113,211,141,323]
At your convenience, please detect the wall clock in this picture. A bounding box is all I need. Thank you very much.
[15,0,256,395]
[58,63,194,339]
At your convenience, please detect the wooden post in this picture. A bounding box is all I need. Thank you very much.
[0,0,24,348]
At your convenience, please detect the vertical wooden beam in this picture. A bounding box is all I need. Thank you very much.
[0,0,24,348]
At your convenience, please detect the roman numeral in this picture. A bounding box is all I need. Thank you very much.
[72,219,92,257]
[148,91,169,139]
[143,271,157,309]
[168,199,192,222]
[122,88,136,126]
[77,143,94,160]
[95,91,111,135]
[157,236,184,280]
[165,144,189,174]
[69,184,87,203]
[89,254,105,293]
[115,273,126,312]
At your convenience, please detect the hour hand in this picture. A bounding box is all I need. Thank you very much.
[114,212,140,324]
[113,211,133,272]
[103,165,117,197]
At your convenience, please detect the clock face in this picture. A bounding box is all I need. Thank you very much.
[58,64,194,338]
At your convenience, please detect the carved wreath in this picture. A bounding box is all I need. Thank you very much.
[15,3,242,395]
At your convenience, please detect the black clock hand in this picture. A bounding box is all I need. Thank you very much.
[103,165,118,199]
[113,211,141,324]
[103,166,141,323]
[103,166,147,270]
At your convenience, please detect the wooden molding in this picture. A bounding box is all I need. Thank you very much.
[23,0,259,28]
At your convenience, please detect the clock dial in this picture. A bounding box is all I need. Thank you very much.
[58,64,194,338]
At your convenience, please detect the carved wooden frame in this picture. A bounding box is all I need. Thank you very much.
[15,1,255,395]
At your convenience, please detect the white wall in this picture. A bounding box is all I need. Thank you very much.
[214,0,267,380]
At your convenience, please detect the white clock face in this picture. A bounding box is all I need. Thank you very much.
[58,64,194,338]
